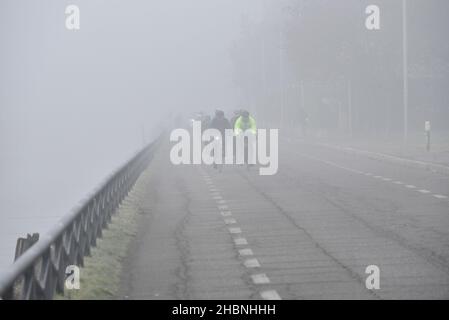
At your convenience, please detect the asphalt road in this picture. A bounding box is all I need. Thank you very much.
[119,135,449,299]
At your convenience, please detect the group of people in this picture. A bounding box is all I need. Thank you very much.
[192,109,256,134]
[205,109,257,170]
[208,109,256,137]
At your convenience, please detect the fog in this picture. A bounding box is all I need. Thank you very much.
[0,0,265,270]
[231,0,449,136]
[1,0,449,299]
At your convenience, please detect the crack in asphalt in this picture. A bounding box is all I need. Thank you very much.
[235,169,382,300]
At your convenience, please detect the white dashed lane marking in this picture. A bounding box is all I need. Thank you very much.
[292,149,448,203]
[260,290,282,300]
[234,237,248,246]
[203,175,281,300]
[220,211,232,217]
[224,218,237,225]
[244,259,261,268]
[229,227,242,234]
[238,248,254,256]
[418,189,431,194]
[251,274,270,284]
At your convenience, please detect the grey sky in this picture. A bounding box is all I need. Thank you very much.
[0,0,265,269]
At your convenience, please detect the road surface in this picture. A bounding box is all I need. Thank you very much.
[118,134,449,299]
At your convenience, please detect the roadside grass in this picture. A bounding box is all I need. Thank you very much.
[55,170,150,300]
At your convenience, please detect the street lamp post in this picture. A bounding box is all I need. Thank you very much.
[279,30,284,128]
[402,0,408,144]
[260,36,267,125]
[347,78,353,138]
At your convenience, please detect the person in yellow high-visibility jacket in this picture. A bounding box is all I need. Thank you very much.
[234,110,257,166]
[234,110,257,135]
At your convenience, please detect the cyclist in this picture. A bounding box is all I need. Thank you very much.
[209,110,231,170]
[234,110,257,167]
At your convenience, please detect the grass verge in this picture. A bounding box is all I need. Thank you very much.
[55,170,150,300]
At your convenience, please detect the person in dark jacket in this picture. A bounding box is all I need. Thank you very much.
[210,110,231,136]
[209,110,231,169]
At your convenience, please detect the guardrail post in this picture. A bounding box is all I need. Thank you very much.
[14,233,40,261]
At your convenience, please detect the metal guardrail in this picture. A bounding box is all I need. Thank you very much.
[0,138,160,299]
[14,233,40,262]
